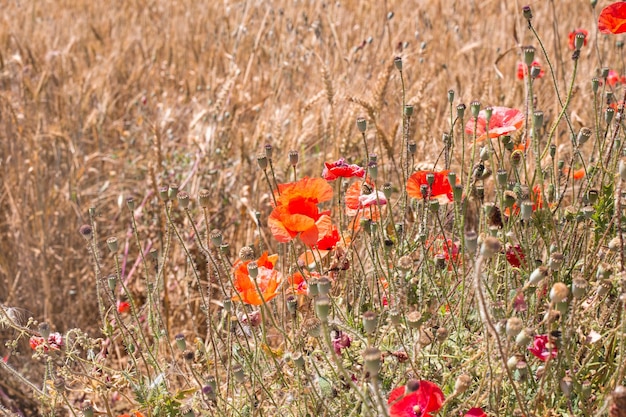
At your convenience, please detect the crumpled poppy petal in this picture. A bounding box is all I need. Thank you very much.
[465,107,524,142]
[268,212,298,243]
[465,407,487,417]
[599,2,626,34]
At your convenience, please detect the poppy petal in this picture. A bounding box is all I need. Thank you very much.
[599,2,626,34]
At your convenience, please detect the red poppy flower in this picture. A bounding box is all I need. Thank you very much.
[232,252,282,305]
[528,334,558,361]
[607,69,626,87]
[388,379,445,417]
[465,107,525,143]
[599,2,626,34]
[322,158,366,181]
[568,28,588,50]
[505,244,525,268]
[406,170,453,202]
[316,225,340,250]
[562,166,585,180]
[517,61,545,80]
[117,301,131,314]
[268,177,333,246]
[465,408,487,417]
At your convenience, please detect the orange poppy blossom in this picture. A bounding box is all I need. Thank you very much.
[287,270,321,295]
[268,177,334,246]
[465,106,524,143]
[232,252,282,305]
[406,170,454,203]
[562,166,585,180]
[344,178,387,220]
[517,60,544,80]
[599,2,626,34]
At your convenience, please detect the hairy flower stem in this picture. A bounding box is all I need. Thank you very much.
[475,255,530,417]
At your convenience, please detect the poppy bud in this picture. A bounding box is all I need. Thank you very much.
[448,89,455,104]
[357,117,367,132]
[470,101,481,119]
[457,103,466,119]
[394,56,403,71]
[522,5,532,21]
[404,105,414,117]
[177,191,190,209]
[523,46,535,67]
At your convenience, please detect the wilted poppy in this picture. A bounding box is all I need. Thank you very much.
[465,408,487,417]
[568,28,588,49]
[406,170,453,202]
[344,179,386,222]
[528,334,558,361]
[599,2,626,34]
[332,331,352,355]
[268,177,334,246]
[322,158,366,181]
[388,379,444,417]
[232,252,282,305]
[465,107,524,143]
[505,244,525,268]
[517,61,545,80]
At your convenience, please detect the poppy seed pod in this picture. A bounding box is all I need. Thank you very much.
[606,107,616,125]
[363,346,382,376]
[447,172,457,186]
[408,141,417,155]
[485,107,493,123]
[107,274,117,292]
[239,246,255,261]
[106,237,119,253]
[315,295,331,323]
[521,201,534,220]
[530,65,542,79]
[288,150,299,166]
[465,231,478,253]
[577,127,592,147]
[286,294,298,315]
[168,184,179,200]
[175,334,186,351]
[198,189,211,208]
[406,311,422,329]
[362,311,378,335]
[264,143,273,159]
[448,89,455,104]
[506,317,523,338]
[317,276,331,295]
[529,266,548,286]
[457,103,466,119]
[394,56,403,71]
[82,403,95,417]
[404,105,414,117]
[159,186,169,201]
[454,374,472,395]
[210,229,223,246]
[177,191,190,209]
[592,77,600,93]
[550,282,569,303]
[247,262,259,279]
[549,252,564,271]
[257,154,268,170]
[453,184,463,202]
[481,236,501,257]
[575,33,586,50]
[470,101,481,119]
[523,46,536,67]
[357,117,367,132]
[533,111,544,130]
